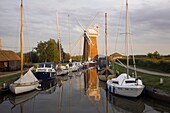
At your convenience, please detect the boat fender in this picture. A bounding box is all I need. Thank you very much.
[112,87,115,93]
[107,85,110,92]
[109,86,111,92]
[36,87,41,91]
[135,78,139,85]
[106,84,108,91]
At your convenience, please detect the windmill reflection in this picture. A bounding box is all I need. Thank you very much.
[84,68,100,101]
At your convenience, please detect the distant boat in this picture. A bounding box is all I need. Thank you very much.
[9,0,39,94]
[35,62,56,80]
[66,61,83,72]
[56,65,68,76]
[106,0,144,97]
[82,60,96,69]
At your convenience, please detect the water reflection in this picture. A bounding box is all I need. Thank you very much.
[143,96,170,113]
[84,68,100,101]
[40,79,57,94]
[0,68,170,113]
[107,93,145,113]
[9,90,39,113]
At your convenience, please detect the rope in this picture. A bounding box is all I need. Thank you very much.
[114,0,124,53]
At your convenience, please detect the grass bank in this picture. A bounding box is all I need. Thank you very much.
[113,63,170,91]
[0,69,29,86]
[118,58,170,73]
[0,73,20,86]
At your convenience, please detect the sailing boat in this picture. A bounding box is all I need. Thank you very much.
[55,11,68,76]
[98,13,116,82]
[9,0,39,94]
[66,15,83,73]
[106,0,144,97]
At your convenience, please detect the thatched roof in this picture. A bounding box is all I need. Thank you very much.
[0,50,20,61]
[110,52,124,57]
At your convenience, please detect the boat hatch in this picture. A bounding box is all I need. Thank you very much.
[45,64,52,68]
[125,80,137,83]
[112,81,119,84]
[38,64,44,68]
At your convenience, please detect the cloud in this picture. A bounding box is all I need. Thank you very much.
[0,0,170,55]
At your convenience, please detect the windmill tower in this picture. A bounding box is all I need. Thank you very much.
[83,24,100,61]
[76,14,100,62]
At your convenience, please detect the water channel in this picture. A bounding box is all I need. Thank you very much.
[0,68,170,113]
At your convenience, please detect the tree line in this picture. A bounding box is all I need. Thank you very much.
[24,38,71,63]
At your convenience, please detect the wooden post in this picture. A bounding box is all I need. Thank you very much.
[126,0,129,78]
[56,11,62,62]
[68,14,71,60]
[105,13,108,69]
[0,38,2,50]
[20,0,24,76]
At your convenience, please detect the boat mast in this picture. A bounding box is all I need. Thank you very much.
[126,0,129,78]
[20,0,24,76]
[0,38,2,50]
[56,12,62,62]
[68,14,71,61]
[105,13,108,70]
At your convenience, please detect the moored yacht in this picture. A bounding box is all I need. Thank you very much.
[106,0,144,97]
[35,62,56,80]
[107,73,144,97]
[67,61,83,72]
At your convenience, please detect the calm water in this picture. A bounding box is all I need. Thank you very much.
[0,68,170,113]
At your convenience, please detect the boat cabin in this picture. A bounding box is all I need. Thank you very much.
[111,73,138,85]
[36,62,56,73]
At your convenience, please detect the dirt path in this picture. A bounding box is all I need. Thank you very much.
[115,62,170,77]
[0,69,29,78]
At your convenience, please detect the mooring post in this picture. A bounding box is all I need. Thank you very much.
[160,78,163,85]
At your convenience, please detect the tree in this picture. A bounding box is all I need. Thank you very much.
[33,38,70,63]
[147,51,161,59]
[24,51,39,63]
[72,55,82,61]
[46,39,60,63]
[35,41,48,62]
[63,52,71,62]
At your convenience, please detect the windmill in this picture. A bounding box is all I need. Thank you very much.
[76,13,100,62]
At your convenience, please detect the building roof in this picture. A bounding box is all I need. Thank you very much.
[110,52,124,57]
[0,50,20,61]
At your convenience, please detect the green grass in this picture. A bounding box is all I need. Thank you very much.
[0,73,20,85]
[113,63,170,91]
[0,70,28,86]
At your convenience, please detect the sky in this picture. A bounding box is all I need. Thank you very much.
[0,0,170,56]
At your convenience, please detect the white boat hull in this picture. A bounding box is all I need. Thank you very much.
[56,69,68,76]
[9,82,39,94]
[107,80,144,97]
[68,67,78,72]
